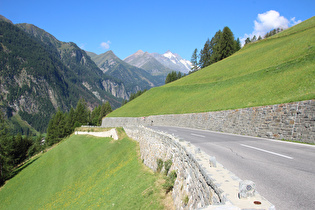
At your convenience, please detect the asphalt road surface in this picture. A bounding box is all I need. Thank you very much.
[149,126,315,210]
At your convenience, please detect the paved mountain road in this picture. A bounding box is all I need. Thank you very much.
[149,126,315,210]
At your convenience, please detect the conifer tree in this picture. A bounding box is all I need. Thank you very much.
[98,102,112,125]
[0,112,11,185]
[234,38,241,52]
[47,109,66,145]
[74,98,89,126]
[199,38,211,68]
[209,30,222,64]
[65,107,75,135]
[219,26,235,60]
[190,48,199,72]
[91,105,101,126]
[245,37,251,45]
[54,109,66,140]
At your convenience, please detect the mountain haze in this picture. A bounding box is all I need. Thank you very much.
[86,50,165,99]
[124,50,192,75]
[151,50,192,74]
[124,50,174,76]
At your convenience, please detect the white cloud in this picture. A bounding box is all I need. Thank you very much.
[240,10,302,46]
[290,17,302,26]
[100,41,111,49]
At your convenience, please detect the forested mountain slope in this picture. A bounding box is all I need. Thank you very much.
[0,18,121,133]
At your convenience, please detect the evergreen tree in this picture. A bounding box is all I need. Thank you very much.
[209,30,222,64]
[219,26,235,60]
[0,112,11,185]
[10,134,32,165]
[65,107,75,135]
[46,115,55,146]
[53,109,66,141]
[46,109,66,145]
[98,102,112,125]
[74,98,89,126]
[91,105,101,126]
[245,37,251,45]
[177,71,183,80]
[234,38,241,52]
[199,38,211,68]
[165,71,182,84]
[190,48,199,72]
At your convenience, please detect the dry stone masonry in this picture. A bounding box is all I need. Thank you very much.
[123,126,274,209]
[102,100,315,143]
[102,100,314,209]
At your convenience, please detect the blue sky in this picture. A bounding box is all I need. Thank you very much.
[1,0,314,60]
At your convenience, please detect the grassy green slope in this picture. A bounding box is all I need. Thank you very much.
[108,17,315,117]
[0,133,163,209]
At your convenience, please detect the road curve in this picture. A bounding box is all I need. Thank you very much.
[149,126,315,210]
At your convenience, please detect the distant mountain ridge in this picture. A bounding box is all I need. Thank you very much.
[124,50,192,75]
[86,50,165,99]
[151,50,192,74]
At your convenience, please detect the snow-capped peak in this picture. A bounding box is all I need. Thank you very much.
[163,50,176,60]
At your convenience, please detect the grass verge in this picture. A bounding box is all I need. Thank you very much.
[0,131,164,209]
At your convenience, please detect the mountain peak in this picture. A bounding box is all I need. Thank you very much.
[124,50,192,75]
[106,50,114,55]
[0,15,13,24]
[134,49,145,56]
[163,50,176,59]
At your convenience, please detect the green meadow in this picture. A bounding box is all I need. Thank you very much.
[108,17,315,117]
[0,130,164,209]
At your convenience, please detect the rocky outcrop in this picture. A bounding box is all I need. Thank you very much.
[102,80,129,100]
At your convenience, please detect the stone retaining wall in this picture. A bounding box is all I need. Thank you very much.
[124,126,220,209]
[102,100,315,143]
[123,126,274,210]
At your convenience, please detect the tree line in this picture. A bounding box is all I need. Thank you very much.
[190,26,241,72]
[46,99,112,145]
[0,112,46,186]
[244,27,284,45]
[0,99,112,186]
[165,71,184,84]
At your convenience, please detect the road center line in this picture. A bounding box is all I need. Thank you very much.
[191,133,205,138]
[240,144,294,159]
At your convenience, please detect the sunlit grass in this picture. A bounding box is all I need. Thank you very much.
[0,133,163,209]
[108,17,315,117]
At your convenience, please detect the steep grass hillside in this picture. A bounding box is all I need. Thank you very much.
[108,17,315,117]
[0,131,163,209]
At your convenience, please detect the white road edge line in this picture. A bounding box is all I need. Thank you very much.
[163,126,315,148]
[191,133,205,138]
[240,144,294,159]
